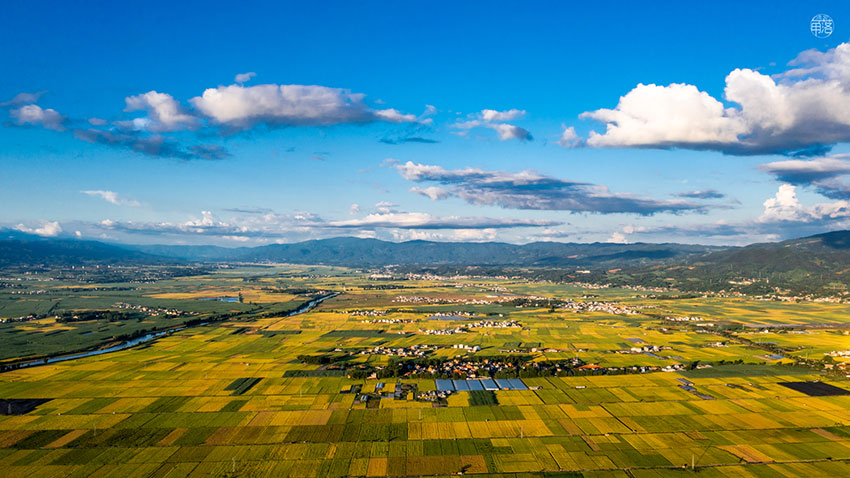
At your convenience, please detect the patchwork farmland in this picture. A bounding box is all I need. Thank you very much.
[1,266,850,477]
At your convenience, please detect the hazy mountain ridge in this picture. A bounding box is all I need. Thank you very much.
[1,232,719,269]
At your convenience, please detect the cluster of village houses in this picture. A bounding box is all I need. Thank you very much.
[392,294,523,305]
[113,302,196,317]
[418,326,468,335]
[664,316,717,327]
[335,309,416,323]
[560,300,640,315]
[575,363,691,374]
[360,317,413,324]
[344,309,387,316]
[0,314,42,324]
[429,311,478,319]
[450,344,481,352]
[418,319,522,335]
[392,292,662,317]
[358,344,436,357]
[417,389,452,401]
[664,315,705,322]
[499,346,563,353]
[393,295,451,304]
[613,344,671,354]
[466,319,522,328]
[391,357,534,378]
[745,293,847,302]
[451,282,508,292]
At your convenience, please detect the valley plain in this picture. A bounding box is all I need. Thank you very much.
[1,265,850,477]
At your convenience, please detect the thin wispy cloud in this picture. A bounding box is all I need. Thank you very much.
[223,207,273,214]
[394,161,708,215]
[674,189,726,199]
[379,117,439,145]
[81,190,142,207]
[90,207,559,243]
[329,212,560,229]
[234,72,256,84]
[760,155,850,199]
[73,129,228,160]
[1,91,45,107]
[379,136,439,145]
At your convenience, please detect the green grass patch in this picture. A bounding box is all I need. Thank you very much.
[678,363,818,378]
[468,390,499,406]
[322,330,386,338]
[283,370,346,377]
[225,377,262,395]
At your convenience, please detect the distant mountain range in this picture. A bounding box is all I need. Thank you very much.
[134,237,719,268]
[6,229,850,293]
[0,231,172,267]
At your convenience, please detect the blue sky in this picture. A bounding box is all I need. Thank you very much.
[4,1,850,246]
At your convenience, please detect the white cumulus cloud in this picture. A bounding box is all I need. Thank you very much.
[189,84,417,130]
[15,221,62,237]
[480,109,525,122]
[124,91,198,132]
[557,125,580,148]
[453,109,532,142]
[758,184,850,223]
[580,40,850,156]
[489,123,532,141]
[10,104,65,131]
[606,232,628,244]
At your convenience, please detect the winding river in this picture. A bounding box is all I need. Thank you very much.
[9,292,339,371]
